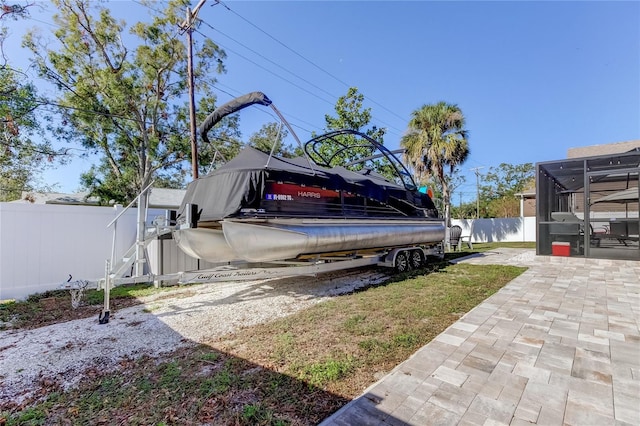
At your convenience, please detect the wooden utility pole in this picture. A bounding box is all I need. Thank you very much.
[471,167,484,218]
[180,0,208,180]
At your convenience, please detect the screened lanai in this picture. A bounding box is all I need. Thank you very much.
[537,150,640,260]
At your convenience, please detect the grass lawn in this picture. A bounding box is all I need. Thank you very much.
[1,244,530,425]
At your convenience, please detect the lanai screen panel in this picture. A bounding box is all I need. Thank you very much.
[537,150,640,260]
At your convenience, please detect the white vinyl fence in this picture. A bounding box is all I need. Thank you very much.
[0,202,537,300]
[0,202,160,301]
[452,217,537,243]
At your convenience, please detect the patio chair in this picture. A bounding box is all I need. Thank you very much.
[449,225,463,251]
[459,221,474,250]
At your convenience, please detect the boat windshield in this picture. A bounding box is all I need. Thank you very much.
[304,130,418,191]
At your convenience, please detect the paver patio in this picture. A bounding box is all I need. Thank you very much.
[320,248,640,425]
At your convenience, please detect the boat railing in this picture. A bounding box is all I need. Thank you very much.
[97,181,156,324]
[304,129,418,192]
[104,181,156,281]
[205,149,228,174]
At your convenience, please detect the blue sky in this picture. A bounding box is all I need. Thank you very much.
[5,1,640,201]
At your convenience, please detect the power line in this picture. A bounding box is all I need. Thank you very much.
[16,1,410,153]
[215,2,409,127]
[200,21,338,101]
[190,34,406,139]
[193,28,335,106]
[218,1,348,87]
[195,23,405,137]
[201,22,404,135]
[20,1,407,140]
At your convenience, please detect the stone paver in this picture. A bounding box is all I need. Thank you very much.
[321,248,640,426]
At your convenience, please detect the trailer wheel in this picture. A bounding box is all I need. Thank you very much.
[409,249,424,269]
[395,251,410,273]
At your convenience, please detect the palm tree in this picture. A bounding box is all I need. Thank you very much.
[401,102,469,232]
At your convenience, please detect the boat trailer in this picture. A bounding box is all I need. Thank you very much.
[61,243,444,324]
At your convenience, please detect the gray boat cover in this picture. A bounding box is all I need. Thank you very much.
[178,146,437,222]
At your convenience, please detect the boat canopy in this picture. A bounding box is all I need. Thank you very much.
[198,92,272,144]
[178,146,436,223]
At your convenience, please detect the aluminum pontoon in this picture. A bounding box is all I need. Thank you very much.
[174,92,445,264]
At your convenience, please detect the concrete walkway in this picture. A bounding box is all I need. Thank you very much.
[321,248,640,425]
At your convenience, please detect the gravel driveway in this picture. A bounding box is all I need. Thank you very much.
[0,267,389,407]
